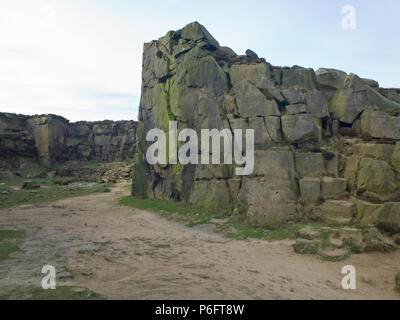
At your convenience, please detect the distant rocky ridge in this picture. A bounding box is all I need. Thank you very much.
[0,112,138,169]
[133,21,400,233]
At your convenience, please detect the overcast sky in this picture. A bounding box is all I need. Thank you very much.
[0,0,399,122]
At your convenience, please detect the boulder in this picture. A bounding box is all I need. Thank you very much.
[241,151,297,227]
[342,230,364,253]
[305,91,329,119]
[248,117,273,146]
[378,88,400,104]
[234,80,280,118]
[329,88,371,125]
[320,200,356,225]
[281,67,318,91]
[295,152,325,178]
[281,88,305,105]
[351,197,384,227]
[361,78,379,88]
[229,63,273,89]
[281,114,321,143]
[183,55,228,97]
[392,142,400,172]
[321,177,347,199]
[366,86,400,115]
[22,181,40,190]
[352,143,395,162]
[357,158,397,195]
[343,155,361,190]
[361,111,400,140]
[325,151,340,177]
[245,49,259,59]
[379,202,400,233]
[299,178,321,206]
[180,21,220,49]
[265,117,283,143]
[315,68,347,90]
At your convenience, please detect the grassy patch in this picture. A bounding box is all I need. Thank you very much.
[219,221,323,241]
[0,286,104,300]
[0,243,20,262]
[0,230,24,241]
[120,196,324,242]
[80,159,103,169]
[0,229,25,262]
[0,167,113,209]
[120,196,225,227]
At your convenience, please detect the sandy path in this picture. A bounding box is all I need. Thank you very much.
[0,182,399,300]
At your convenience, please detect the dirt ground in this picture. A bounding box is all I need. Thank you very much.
[0,182,399,300]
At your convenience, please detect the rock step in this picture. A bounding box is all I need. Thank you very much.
[317,248,349,262]
[300,176,349,208]
[350,197,400,232]
[320,200,356,226]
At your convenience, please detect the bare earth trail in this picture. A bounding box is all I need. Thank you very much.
[0,182,399,300]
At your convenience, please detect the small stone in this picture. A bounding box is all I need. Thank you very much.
[21,181,40,190]
[71,287,86,293]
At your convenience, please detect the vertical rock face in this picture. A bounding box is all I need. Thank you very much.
[27,115,69,167]
[135,21,400,229]
[0,113,137,168]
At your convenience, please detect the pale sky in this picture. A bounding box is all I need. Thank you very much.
[0,0,399,122]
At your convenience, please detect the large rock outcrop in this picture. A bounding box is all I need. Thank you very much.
[0,113,137,168]
[133,22,400,231]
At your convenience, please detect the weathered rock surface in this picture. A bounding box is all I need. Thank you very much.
[0,113,137,168]
[133,21,400,231]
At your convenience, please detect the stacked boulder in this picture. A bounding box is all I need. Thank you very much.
[133,22,400,232]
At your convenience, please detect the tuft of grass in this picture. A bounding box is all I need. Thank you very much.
[0,286,105,300]
[396,273,400,293]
